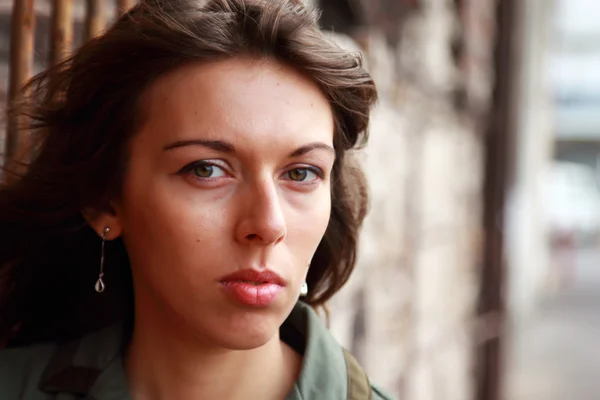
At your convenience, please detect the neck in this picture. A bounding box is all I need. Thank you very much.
[125,296,301,400]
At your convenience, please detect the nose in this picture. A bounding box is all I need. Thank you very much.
[234,179,287,246]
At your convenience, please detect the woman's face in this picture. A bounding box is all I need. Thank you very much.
[99,57,334,349]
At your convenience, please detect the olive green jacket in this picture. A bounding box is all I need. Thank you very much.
[0,301,392,399]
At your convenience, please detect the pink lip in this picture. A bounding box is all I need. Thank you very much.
[219,269,285,307]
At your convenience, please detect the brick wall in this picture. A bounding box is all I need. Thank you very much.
[326,0,498,399]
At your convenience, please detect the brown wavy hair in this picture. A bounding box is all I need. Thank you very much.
[0,0,377,347]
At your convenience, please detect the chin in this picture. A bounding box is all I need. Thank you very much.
[214,320,280,350]
[216,332,275,351]
[196,306,287,351]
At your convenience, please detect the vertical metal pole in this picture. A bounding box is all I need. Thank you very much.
[4,0,36,184]
[85,0,105,40]
[117,0,136,16]
[476,0,519,398]
[50,0,75,66]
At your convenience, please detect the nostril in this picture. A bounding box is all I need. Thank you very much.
[246,234,259,240]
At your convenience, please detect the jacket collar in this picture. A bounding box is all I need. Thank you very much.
[284,302,349,399]
[40,322,131,399]
[40,301,349,400]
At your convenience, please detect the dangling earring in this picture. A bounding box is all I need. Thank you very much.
[95,227,110,293]
[300,281,308,297]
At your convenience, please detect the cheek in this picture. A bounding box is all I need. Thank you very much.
[315,194,332,237]
[287,189,331,251]
[118,172,228,268]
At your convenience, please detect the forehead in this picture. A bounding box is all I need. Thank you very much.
[137,57,334,150]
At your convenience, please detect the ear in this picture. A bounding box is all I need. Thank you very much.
[82,205,123,240]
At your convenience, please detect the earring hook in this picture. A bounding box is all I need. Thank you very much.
[95,227,110,293]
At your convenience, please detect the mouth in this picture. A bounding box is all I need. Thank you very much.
[218,269,285,306]
[233,280,268,285]
[218,269,285,286]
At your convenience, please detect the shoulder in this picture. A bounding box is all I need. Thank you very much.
[371,383,396,400]
[342,346,396,400]
[0,343,57,399]
[287,302,397,400]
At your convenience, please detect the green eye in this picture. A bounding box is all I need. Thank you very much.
[178,161,227,179]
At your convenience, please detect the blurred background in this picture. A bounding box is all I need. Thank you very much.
[1,0,599,399]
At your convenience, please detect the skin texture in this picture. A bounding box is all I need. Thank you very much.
[88,57,335,399]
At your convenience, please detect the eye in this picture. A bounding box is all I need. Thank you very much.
[284,167,322,182]
[178,161,228,179]
[193,163,226,178]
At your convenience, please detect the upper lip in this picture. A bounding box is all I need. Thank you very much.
[219,269,285,286]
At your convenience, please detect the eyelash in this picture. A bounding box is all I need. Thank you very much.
[177,161,229,180]
[283,166,324,182]
[177,161,325,183]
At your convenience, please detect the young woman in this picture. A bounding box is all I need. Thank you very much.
[0,0,389,399]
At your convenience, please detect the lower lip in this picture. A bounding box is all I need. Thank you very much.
[220,281,284,306]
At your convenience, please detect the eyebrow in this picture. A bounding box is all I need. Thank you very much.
[163,139,335,158]
[163,139,235,153]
